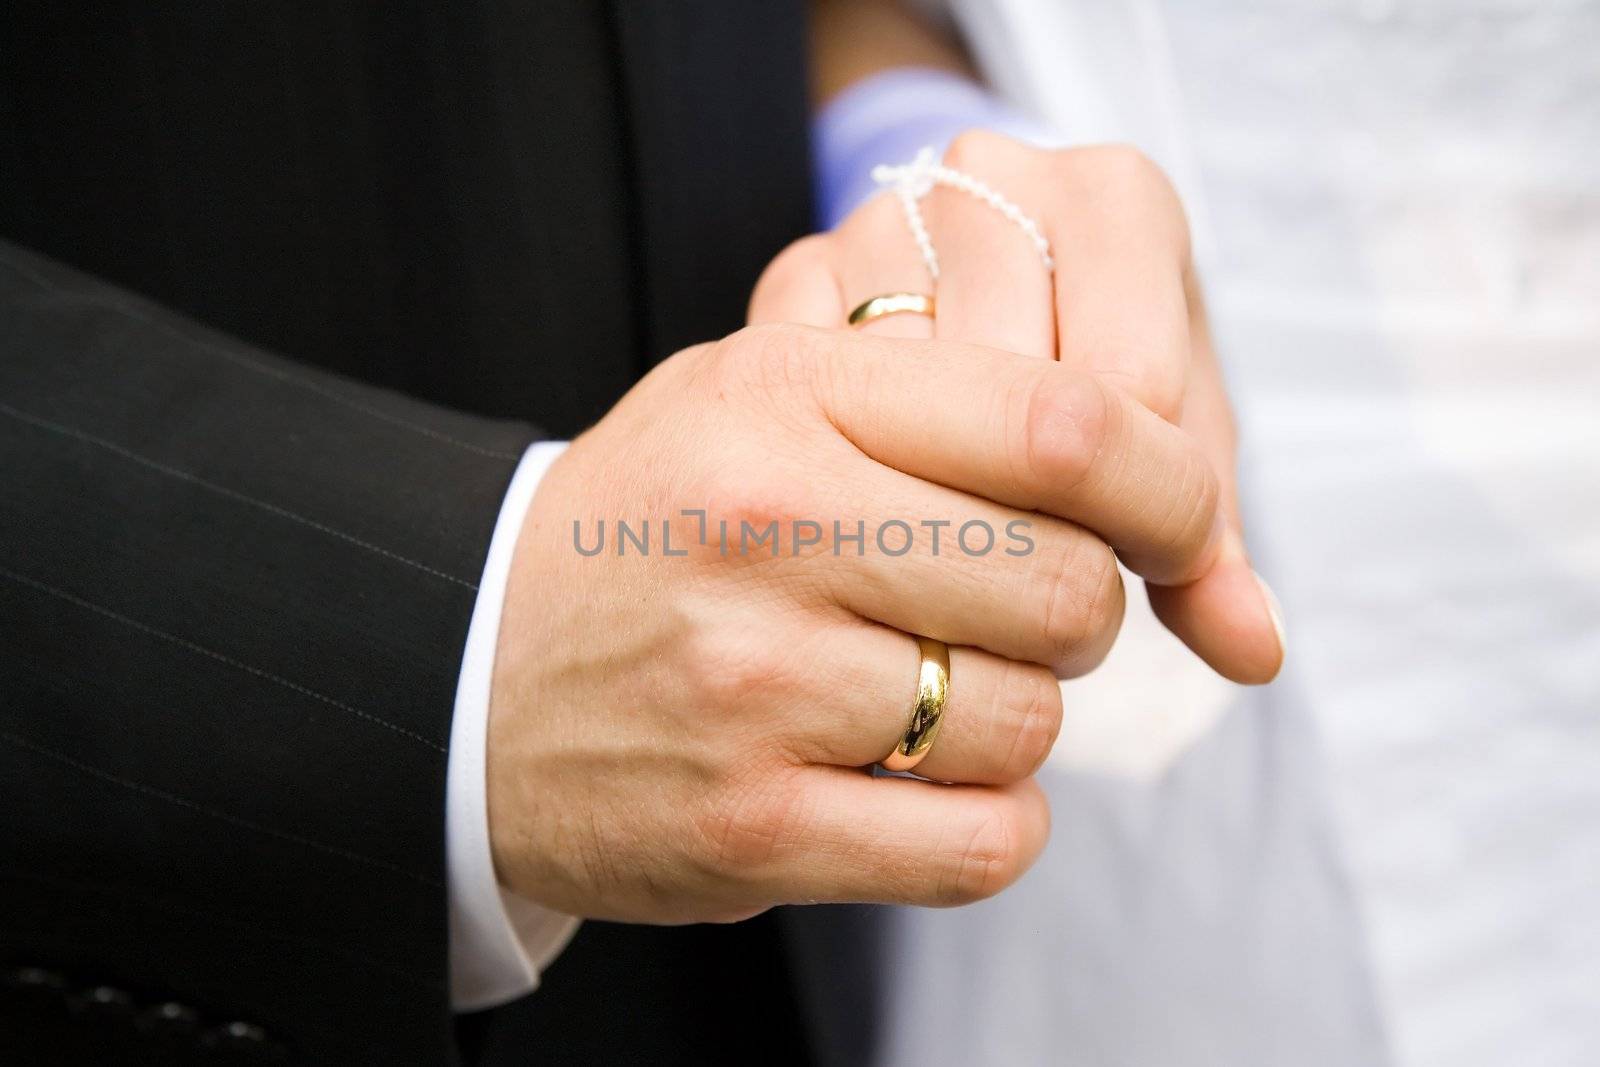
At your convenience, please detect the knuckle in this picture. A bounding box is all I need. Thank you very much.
[994,662,1063,781]
[693,770,807,875]
[1099,366,1185,427]
[1069,143,1170,198]
[754,234,832,292]
[749,235,834,322]
[715,321,824,397]
[937,811,1021,905]
[1091,542,1126,629]
[1065,143,1191,255]
[688,626,792,713]
[1038,538,1123,670]
[1091,142,1161,173]
[660,340,721,393]
[695,462,811,558]
[1075,545,1128,674]
[1164,457,1223,584]
[1021,370,1112,496]
[944,127,1020,171]
[1192,461,1222,543]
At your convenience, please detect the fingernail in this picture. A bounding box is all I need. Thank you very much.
[1254,571,1287,661]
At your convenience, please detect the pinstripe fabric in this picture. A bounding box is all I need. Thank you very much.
[0,3,827,1064]
[0,242,535,1063]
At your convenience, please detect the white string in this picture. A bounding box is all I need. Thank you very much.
[871,146,1055,283]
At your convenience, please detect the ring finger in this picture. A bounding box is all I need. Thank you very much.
[829,192,938,339]
[786,620,1063,786]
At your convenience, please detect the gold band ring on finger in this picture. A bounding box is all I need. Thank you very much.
[848,292,936,329]
[880,636,950,773]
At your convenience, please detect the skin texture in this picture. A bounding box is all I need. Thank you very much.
[754,132,1286,685]
[803,1,1283,676]
[486,7,1283,926]
[489,250,1277,926]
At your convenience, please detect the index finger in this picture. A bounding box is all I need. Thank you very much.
[794,325,1222,586]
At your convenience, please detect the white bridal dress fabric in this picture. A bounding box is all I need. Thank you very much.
[884,2,1600,1065]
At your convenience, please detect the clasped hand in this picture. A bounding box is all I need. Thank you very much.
[487,134,1284,924]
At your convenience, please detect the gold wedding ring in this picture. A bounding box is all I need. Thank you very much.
[881,636,951,772]
[847,291,935,329]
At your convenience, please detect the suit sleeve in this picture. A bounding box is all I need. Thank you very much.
[0,240,540,1064]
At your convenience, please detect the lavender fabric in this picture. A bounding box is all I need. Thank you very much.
[810,67,1054,230]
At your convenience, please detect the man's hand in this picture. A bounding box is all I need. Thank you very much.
[488,322,1228,924]
[752,133,1285,684]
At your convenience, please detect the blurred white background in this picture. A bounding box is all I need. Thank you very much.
[887,2,1600,1064]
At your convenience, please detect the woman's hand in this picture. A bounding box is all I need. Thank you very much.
[751,131,1285,685]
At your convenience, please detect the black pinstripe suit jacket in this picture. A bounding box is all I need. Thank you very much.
[0,4,877,1065]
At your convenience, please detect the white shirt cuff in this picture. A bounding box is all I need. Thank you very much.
[446,439,580,1012]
